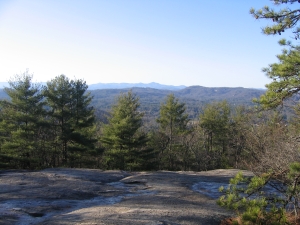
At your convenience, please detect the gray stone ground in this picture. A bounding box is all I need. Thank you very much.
[0,168,252,225]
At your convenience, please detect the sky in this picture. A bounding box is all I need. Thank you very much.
[0,0,296,88]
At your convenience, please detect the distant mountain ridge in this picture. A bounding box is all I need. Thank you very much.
[0,82,186,90]
[88,82,186,90]
[0,85,265,104]
[89,86,265,119]
[0,85,265,120]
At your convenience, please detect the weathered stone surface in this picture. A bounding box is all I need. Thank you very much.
[0,168,252,225]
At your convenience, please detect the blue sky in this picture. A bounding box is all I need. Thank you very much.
[0,0,295,88]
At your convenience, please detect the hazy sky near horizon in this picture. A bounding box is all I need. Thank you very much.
[0,0,295,88]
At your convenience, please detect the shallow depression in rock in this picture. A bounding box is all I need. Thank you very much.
[192,181,229,199]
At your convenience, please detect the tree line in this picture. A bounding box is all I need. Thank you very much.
[0,73,97,169]
[0,72,292,173]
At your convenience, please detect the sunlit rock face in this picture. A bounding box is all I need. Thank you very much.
[0,169,248,225]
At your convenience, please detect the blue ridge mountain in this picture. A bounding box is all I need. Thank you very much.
[0,82,186,90]
[0,85,265,120]
[87,82,186,90]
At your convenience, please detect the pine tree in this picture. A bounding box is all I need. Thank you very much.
[250,1,300,39]
[216,2,300,222]
[228,105,250,169]
[0,71,46,168]
[156,94,189,170]
[101,91,147,170]
[44,75,96,167]
[255,42,300,109]
[250,1,300,109]
[199,101,231,169]
[68,79,96,167]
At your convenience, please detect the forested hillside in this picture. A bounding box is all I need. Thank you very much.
[88,82,186,90]
[0,85,265,122]
[90,86,264,120]
[0,85,264,107]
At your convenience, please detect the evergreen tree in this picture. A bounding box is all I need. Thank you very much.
[0,71,46,168]
[101,91,147,170]
[156,94,189,170]
[44,75,73,166]
[248,1,300,108]
[228,105,250,169]
[250,1,300,109]
[68,79,97,167]
[254,42,300,109]
[199,101,231,169]
[250,1,300,39]
[148,130,169,170]
[44,75,96,167]
[217,3,300,221]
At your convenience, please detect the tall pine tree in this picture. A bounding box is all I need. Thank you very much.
[199,101,231,169]
[43,75,96,167]
[0,71,46,168]
[101,91,147,170]
[156,94,189,170]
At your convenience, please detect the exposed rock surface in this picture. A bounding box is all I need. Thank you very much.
[0,168,252,225]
